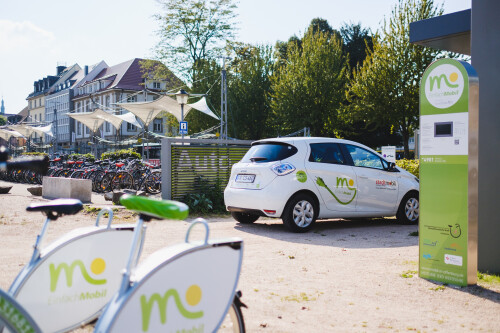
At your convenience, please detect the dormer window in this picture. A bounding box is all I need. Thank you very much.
[153,81,161,89]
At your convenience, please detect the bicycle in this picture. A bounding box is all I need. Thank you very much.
[94,194,246,333]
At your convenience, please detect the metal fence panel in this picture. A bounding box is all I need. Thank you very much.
[161,138,252,200]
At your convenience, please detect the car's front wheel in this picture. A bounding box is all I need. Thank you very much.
[282,193,317,233]
[397,191,419,224]
[231,211,259,224]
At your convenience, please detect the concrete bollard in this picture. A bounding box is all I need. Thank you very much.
[42,177,92,203]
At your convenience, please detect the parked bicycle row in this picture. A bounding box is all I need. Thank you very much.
[0,155,162,194]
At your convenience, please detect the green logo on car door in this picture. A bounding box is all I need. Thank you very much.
[296,171,307,183]
[316,176,356,205]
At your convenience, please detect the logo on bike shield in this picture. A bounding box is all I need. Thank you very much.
[140,285,204,332]
[49,258,107,292]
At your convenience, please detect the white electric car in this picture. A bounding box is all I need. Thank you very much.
[224,137,419,232]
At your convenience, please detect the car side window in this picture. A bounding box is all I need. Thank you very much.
[309,143,345,165]
[345,144,384,170]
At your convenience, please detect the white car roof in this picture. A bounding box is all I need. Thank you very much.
[254,137,378,155]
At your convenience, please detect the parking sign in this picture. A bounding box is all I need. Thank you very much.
[179,121,188,135]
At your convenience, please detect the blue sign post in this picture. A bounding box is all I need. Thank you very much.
[179,121,188,135]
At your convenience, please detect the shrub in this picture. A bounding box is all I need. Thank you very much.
[69,153,95,162]
[101,148,141,161]
[21,152,48,156]
[183,176,226,214]
[396,159,419,178]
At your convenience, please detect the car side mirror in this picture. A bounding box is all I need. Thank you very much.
[388,162,396,171]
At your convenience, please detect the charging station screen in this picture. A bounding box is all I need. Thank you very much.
[434,122,453,137]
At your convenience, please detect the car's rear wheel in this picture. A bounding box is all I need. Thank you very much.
[282,193,317,233]
[397,191,419,224]
[231,211,259,224]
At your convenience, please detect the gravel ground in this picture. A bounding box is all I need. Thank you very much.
[0,181,499,332]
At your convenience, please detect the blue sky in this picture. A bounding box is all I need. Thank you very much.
[0,0,470,114]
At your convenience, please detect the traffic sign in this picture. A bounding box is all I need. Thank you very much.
[179,121,188,135]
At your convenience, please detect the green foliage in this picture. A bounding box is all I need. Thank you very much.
[270,29,348,137]
[477,271,500,286]
[101,148,141,161]
[183,176,225,214]
[400,270,418,278]
[0,115,6,126]
[21,152,48,156]
[345,0,447,157]
[153,0,238,81]
[408,231,419,237]
[69,153,95,162]
[340,23,373,70]
[185,59,221,134]
[139,59,184,90]
[396,159,419,178]
[228,43,274,139]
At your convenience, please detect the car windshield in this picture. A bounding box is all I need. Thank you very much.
[241,142,298,163]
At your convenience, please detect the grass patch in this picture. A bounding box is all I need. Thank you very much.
[429,285,446,291]
[281,292,321,303]
[401,270,418,278]
[408,231,419,236]
[477,271,500,286]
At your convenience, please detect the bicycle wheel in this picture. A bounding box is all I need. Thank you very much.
[100,172,116,193]
[219,297,246,333]
[111,172,134,190]
[144,171,161,194]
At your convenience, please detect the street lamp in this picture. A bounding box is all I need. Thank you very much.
[175,89,189,140]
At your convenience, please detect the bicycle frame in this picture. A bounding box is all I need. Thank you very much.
[94,218,243,333]
[7,209,144,333]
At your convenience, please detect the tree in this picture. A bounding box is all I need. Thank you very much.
[228,44,274,139]
[345,0,446,157]
[153,0,237,81]
[340,23,373,70]
[270,30,348,137]
[185,58,222,134]
[0,115,6,126]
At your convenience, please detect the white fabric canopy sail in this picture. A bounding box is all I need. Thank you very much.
[68,109,142,132]
[117,95,192,124]
[31,124,53,137]
[0,128,24,141]
[187,97,219,120]
[7,124,53,138]
[117,95,219,123]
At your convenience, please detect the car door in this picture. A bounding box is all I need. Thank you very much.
[341,144,399,214]
[305,142,357,213]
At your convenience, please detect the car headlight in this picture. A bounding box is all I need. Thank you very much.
[271,162,295,176]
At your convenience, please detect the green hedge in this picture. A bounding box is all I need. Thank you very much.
[69,153,95,162]
[396,159,419,178]
[101,148,141,161]
[22,152,48,156]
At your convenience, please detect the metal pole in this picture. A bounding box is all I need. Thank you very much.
[54,107,58,155]
[220,59,228,140]
[181,103,184,141]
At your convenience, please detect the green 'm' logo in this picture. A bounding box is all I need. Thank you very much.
[140,285,204,332]
[429,73,459,91]
[49,258,107,292]
[316,176,356,205]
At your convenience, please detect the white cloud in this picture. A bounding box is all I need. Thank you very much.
[0,20,55,53]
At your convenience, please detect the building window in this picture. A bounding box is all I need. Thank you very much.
[127,122,136,132]
[153,119,162,133]
[105,122,110,132]
[127,95,137,103]
[77,122,81,135]
[153,81,161,89]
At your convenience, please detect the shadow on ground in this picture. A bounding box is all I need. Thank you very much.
[233,217,419,249]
